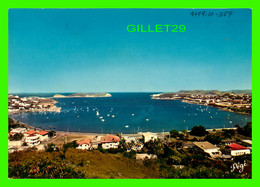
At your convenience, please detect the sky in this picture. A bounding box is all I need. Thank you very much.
[8,9,252,93]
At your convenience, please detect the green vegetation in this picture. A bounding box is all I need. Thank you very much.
[9,149,159,179]
[9,133,24,141]
[8,117,25,132]
[236,122,252,137]
[190,125,208,137]
[8,123,252,179]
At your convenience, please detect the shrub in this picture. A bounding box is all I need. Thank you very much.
[190,125,208,136]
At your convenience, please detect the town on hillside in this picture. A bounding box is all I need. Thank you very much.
[152,91,252,114]
[8,117,252,178]
[8,95,61,114]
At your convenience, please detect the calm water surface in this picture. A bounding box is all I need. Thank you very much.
[9,93,251,133]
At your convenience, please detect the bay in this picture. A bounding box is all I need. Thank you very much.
[9,92,251,133]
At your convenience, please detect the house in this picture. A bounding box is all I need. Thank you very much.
[241,140,252,148]
[136,153,157,160]
[77,139,91,150]
[37,131,49,141]
[10,127,27,134]
[101,134,120,149]
[226,143,251,156]
[193,141,222,158]
[141,132,158,143]
[25,134,41,146]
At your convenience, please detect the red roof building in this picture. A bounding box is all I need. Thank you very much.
[37,131,49,136]
[101,134,120,143]
[78,139,91,146]
[24,130,37,135]
[227,143,251,156]
[228,143,247,150]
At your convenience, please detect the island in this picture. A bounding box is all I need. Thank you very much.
[152,90,252,115]
[53,93,112,98]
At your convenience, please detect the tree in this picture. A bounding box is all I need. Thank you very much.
[170,129,179,138]
[223,129,235,139]
[236,122,252,137]
[48,130,56,137]
[204,134,222,145]
[190,125,208,136]
[63,141,78,152]
[9,133,24,141]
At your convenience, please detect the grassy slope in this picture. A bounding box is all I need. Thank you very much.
[8,149,160,179]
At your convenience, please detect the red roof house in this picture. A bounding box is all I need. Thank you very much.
[78,139,91,146]
[227,143,251,156]
[228,143,247,150]
[37,131,49,136]
[24,130,37,135]
[101,134,120,143]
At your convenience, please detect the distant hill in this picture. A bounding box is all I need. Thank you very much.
[178,90,251,95]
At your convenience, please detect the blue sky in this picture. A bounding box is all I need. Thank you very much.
[8,9,252,93]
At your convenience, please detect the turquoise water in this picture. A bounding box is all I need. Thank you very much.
[9,93,251,133]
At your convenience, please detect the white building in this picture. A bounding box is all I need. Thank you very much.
[141,132,158,143]
[10,127,27,134]
[101,134,120,149]
[227,143,251,156]
[77,139,91,150]
[193,141,222,158]
[25,134,41,146]
[136,153,157,160]
[36,131,49,141]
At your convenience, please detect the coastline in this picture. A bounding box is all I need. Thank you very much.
[8,106,61,115]
[9,116,237,137]
[151,96,252,116]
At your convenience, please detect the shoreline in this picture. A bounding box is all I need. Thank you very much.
[8,106,61,115]
[152,97,252,116]
[9,116,238,137]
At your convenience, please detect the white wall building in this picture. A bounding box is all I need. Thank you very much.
[193,141,222,158]
[77,139,91,150]
[227,143,251,156]
[25,134,41,146]
[141,132,158,143]
[101,134,120,149]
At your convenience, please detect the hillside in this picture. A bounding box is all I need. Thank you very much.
[8,149,159,179]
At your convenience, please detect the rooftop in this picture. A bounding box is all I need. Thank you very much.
[24,130,37,135]
[37,131,49,135]
[193,141,219,150]
[78,139,91,146]
[101,134,120,143]
[228,143,248,150]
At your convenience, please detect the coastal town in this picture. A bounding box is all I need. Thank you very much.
[8,95,61,114]
[152,90,252,114]
[8,90,252,178]
[8,115,252,178]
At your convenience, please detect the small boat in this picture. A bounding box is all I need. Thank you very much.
[132,114,135,116]
[229,121,232,124]
[125,125,129,128]
[146,119,149,121]
[96,111,100,116]
[101,119,105,122]
[210,116,213,119]
[99,116,103,119]
[112,115,115,118]
[107,114,110,117]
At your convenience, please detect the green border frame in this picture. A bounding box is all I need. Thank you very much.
[1,0,259,186]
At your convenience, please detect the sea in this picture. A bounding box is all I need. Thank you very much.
[9,93,251,134]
